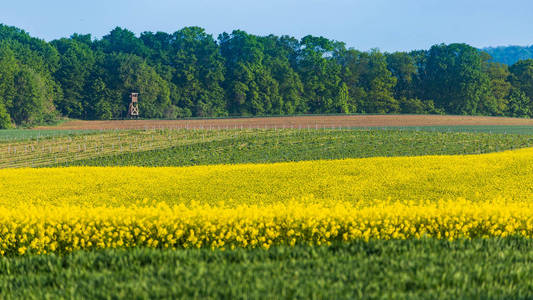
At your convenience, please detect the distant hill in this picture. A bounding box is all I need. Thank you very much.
[483,45,533,65]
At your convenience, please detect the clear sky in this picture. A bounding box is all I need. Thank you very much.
[1,0,532,52]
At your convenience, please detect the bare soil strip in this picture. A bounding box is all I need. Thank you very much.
[35,115,533,131]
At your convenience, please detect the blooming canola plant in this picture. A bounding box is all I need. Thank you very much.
[1,148,532,255]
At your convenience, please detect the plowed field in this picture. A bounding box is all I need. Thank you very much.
[35,115,533,130]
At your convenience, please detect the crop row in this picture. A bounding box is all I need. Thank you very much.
[0,148,531,255]
[57,129,533,168]
[2,148,533,208]
[2,128,533,168]
[3,238,533,299]
[0,199,532,255]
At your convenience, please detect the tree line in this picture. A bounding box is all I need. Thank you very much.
[0,24,533,128]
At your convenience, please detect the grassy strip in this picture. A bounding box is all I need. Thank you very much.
[0,239,531,299]
[362,125,533,134]
[54,129,533,167]
[0,129,96,142]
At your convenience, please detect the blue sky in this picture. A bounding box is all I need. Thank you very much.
[1,0,532,52]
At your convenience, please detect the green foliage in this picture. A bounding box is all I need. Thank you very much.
[51,38,96,118]
[1,23,533,126]
[399,98,442,114]
[422,43,492,115]
[9,66,56,125]
[0,25,60,126]
[171,27,227,117]
[0,46,18,106]
[0,239,532,299]
[510,59,533,101]
[360,50,399,113]
[296,35,344,114]
[220,30,290,116]
[0,129,94,141]
[0,101,12,129]
[336,49,366,112]
[507,89,531,117]
[97,27,148,57]
[87,78,112,119]
[481,62,512,115]
[386,52,417,100]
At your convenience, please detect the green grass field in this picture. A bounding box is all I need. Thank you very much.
[1,239,531,299]
[48,129,533,167]
[3,125,533,168]
[360,125,533,134]
[0,129,96,142]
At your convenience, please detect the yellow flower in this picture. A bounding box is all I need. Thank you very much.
[0,148,532,255]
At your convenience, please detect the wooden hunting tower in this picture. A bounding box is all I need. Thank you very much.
[127,92,139,118]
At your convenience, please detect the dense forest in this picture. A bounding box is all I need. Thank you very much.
[0,24,533,128]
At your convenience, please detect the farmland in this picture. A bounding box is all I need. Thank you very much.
[2,147,533,207]
[35,115,533,130]
[1,148,533,256]
[2,239,532,299]
[4,3,533,297]
[1,116,533,298]
[2,127,533,168]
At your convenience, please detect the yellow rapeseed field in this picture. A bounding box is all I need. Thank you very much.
[1,199,532,255]
[2,148,533,208]
[0,148,532,254]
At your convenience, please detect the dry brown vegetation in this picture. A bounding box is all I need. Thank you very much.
[35,115,533,131]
